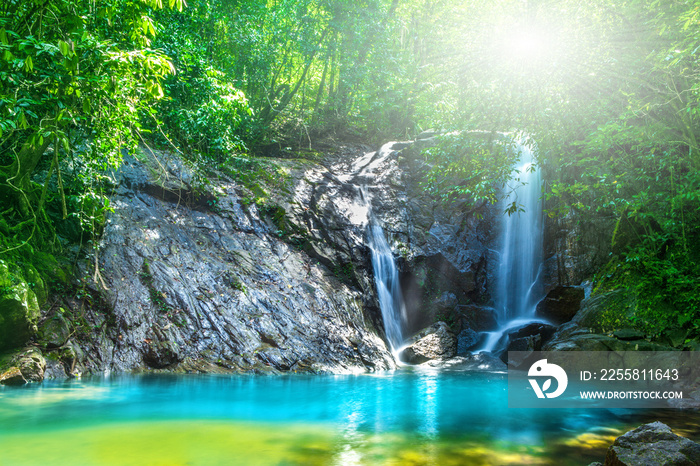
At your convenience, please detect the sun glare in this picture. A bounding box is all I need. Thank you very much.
[497,23,552,63]
[511,29,544,57]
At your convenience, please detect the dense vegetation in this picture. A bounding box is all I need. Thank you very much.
[1,0,699,344]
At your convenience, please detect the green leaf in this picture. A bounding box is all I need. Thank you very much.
[24,55,33,72]
[59,40,69,56]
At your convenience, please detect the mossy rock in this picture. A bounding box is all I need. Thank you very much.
[34,251,71,286]
[0,280,40,351]
[575,289,638,334]
[38,311,72,348]
[13,347,46,382]
[24,265,48,306]
[0,366,26,385]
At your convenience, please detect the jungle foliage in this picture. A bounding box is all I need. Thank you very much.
[1,0,700,341]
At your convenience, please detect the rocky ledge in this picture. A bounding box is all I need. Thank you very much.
[6,146,404,380]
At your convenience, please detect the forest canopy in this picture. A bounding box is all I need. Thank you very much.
[1,0,699,339]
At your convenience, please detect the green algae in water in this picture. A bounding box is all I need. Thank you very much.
[0,421,337,466]
[0,420,630,465]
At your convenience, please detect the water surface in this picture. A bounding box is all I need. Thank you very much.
[1,368,698,465]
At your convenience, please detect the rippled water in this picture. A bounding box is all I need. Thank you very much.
[1,368,698,465]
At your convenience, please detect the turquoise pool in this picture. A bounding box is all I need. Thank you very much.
[1,367,698,465]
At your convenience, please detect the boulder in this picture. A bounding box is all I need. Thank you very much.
[43,359,69,379]
[399,322,456,364]
[456,328,480,355]
[507,323,557,342]
[604,422,700,466]
[455,305,499,332]
[0,366,27,385]
[501,323,557,366]
[535,286,585,325]
[14,347,46,382]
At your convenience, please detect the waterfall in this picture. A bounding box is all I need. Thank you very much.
[495,141,544,321]
[478,140,546,353]
[367,220,407,352]
[354,143,409,355]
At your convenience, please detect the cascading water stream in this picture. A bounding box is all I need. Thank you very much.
[478,140,547,353]
[367,218,407,353]
[353,143,409,356]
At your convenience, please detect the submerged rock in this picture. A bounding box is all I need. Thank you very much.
[399,322,456,364]
[603,422,700,466]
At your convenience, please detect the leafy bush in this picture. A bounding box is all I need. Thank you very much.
[421,132,525,210]
[162,68,252,160]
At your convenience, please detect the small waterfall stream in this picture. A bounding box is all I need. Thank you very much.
[479,140,547,352]
[367,220,407,352]
[354,143,408,355]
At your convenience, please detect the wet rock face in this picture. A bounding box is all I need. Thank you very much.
[276,141,500,336]
[67,151,395,375]
[535,286,585,325]
[542,211,614,294]
[456,328,480,355]
[54,134,609,375]
[603,422,700,466]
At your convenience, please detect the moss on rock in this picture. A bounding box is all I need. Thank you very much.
[0,263,41,350]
